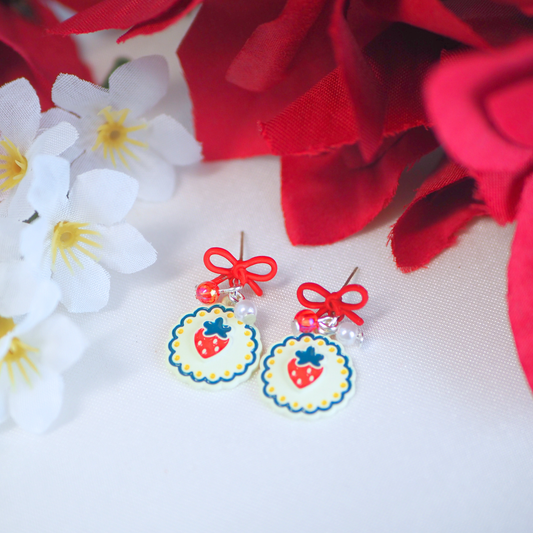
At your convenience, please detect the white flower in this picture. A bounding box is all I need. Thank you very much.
[51,55,202,202]
[0,279,87,433]
[0,78,78,220]
[22,155,157,313]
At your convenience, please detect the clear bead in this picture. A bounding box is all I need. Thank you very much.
[291,319,302,336]
[336,321,363,348]
[234,300,257,325]
[221,296,234,307]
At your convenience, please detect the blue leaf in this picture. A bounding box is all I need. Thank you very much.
[295,346,324,367]
[203,317,231,338]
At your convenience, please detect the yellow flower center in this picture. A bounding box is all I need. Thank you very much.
[92,106,148,168]
[0,136,28,191]
[51,221,102,272]
[0,317,39,387]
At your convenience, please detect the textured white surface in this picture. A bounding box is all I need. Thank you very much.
[2,18,533,533]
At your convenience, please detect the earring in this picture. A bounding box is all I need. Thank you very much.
[260,268,368,418]
[168,233,277,390]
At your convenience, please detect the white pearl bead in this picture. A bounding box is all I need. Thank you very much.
[234,300,257,325]
[336,322,363,347]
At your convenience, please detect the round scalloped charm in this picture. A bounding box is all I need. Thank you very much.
[260,334,355,419]
[168,304,261,390]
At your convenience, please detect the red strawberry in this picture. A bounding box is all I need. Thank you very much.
[287,346,324,388]
[194,317,231,359]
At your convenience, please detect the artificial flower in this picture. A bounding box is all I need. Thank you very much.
[0,0,92,109]
[176,0,533,245]
[20,154,157,313]
[393,38,533,390]
[50,55,202,202]
[0,78,78,220]
[52,0,201,43]
[0,278,87,433]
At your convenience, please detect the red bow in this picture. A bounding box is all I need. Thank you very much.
[297,282,369,326]
[203,247,277,296]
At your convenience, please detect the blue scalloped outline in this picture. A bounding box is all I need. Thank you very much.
[168,304,259,385]
[260,334,353,415]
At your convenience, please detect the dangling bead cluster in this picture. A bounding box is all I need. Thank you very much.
[292,309,363,347]
[195,279,257,324]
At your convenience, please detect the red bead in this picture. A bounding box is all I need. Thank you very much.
[294,309,319,333]
[196,281,220,304]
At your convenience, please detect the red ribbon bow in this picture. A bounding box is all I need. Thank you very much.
[204,247,277,296]
[297,282,369,326]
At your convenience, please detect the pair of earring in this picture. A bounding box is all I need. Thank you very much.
[167,235,368,420]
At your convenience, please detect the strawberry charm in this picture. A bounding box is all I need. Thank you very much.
[261,334,355,419]
[194,317,231,358]
[287,347,324,388]
[169,304,261,390]
[260,274,368,419]
[167,239,277,391]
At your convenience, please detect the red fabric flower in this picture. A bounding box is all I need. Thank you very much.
[395,38,533,390]
[176,0,533,244]
[0,0,92,109]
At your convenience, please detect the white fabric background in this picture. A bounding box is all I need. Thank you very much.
[2,16,533,533]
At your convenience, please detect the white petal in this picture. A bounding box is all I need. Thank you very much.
[20,314,87,373]
[0,78,40,152]
[69,149,108,177]
[15,279,60,335]
[98,223,156,274]
[9,368,64,433]
[20,217,50,270]
[53,252,110,313]
[0,387,8,425]
[68,169,138,225]
[52,74,109,117]
[40,107,80,131]
[0,218,25,260]
[148,114,202,165]
[0,261,41,316]
[109,56,168,118]
[129,149,175,202]
[5,167,35,221]
[27,155,70,219]
[27,122,79,159]
[39,109,83,162]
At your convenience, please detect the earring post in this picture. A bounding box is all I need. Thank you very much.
[342,266,359,287]
[239,231,244,261]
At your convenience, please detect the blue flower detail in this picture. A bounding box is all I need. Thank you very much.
[295,346,324,367]
[203,317,231,338]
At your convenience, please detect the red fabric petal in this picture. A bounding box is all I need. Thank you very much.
[508,174,533,391]
[117,0,201,42]
[0,1,92,109]
[261,67,358,156]
[50,0,179,34]
[57,0,101,9]
[262,24,457,158]
[178,0,336,160]
[281,127,438,245]
[226,0,329,92]
[425,39,533,223]
[444,0,533,46]
[329,0,384,161]
[363,0,488,49]
[390,159,487,272]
